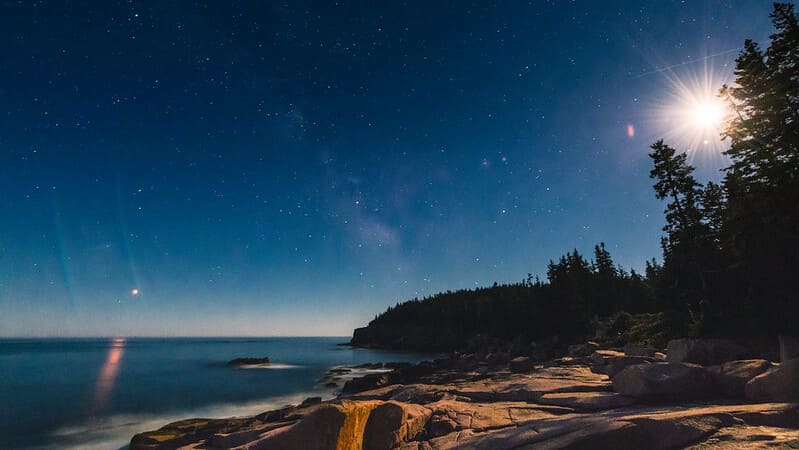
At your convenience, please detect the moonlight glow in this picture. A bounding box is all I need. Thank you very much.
[651,61,734,162]
[692,100,725,131]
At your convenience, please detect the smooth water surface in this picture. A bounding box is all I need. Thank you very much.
[0,337,427,449]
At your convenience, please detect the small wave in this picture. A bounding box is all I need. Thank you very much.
[47,392,331,450]
[318,365,393,388]
[235,363,299,369]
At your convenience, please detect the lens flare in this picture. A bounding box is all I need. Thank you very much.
[692,100,725,130]
[646,58,735,167]
[663,76,730,153]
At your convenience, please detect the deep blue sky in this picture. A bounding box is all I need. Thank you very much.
[0,1,776,336]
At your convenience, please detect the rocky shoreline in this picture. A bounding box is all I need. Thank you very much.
[130,338,799,449]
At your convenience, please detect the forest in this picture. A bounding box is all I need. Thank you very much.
[351,3,799,352]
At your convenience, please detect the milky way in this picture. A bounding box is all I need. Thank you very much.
[0,1,775,336]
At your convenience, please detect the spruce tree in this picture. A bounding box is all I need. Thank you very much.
[716,3,799,334]
[648,140,706,254]
[648,139,713,317]
[593,242,616,277]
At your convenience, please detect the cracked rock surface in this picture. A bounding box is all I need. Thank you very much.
[130,350,799,450]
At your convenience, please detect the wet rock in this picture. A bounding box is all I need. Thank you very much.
[130,417,255,450]
[226,356,270,366]
[354,362,384,369]
[300,396,323,407]
[342,372,393,394]
[384,362,414,371]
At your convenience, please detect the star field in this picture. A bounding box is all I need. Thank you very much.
[0,1,776,336]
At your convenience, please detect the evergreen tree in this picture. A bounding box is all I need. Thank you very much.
[591,242,618,315]
[721,3,798,192]
[716,3,799,333]
[648,140,707,255]
[700,181,725,241]
[648,140,714,317]
[592,242,616,277]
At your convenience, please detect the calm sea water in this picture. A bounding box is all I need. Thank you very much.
[0,337,427,449]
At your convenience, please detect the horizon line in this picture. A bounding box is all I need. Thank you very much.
[0,335,353,339]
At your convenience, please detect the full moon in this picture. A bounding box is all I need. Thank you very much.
[652,66,734,158]
[692,100,725,130]
[131,288,140,296]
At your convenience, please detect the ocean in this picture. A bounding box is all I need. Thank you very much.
[0,337,427,449]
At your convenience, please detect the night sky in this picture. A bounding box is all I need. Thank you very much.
[0,1,776,337]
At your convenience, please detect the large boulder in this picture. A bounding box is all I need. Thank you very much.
[780,336,799,363]
[592,355,656,378]
[227,356,270,366]
[714,359,772,397]
[484,351,510,367]
[666,339,748,366]
[623,343,656,357]
[247,400,381,450]
[529,337,564,361]
[342,373,393,394]
[589,349,625,364]
[745,357,799,402]
[363,401,431,450]
[569,341,600,357]
[130,417,259,449]
[612,362,714,400]
[589,350,656,378]
[509,356,535,373]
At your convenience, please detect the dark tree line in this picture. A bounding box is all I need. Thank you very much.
[351,3,798,351]
[350,244,654,351]
[648,3,799,336]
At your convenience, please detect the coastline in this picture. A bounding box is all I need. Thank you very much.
[129,338,799,449]
[0,337,428,449]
